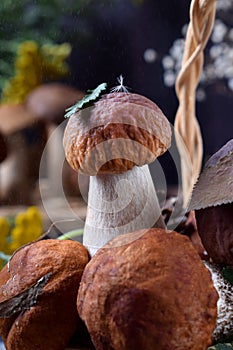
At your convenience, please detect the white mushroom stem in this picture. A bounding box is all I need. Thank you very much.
[83,164,165,257]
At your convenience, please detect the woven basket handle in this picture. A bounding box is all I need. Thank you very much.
[174,0,216,207]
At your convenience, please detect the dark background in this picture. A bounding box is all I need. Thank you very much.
[62,0,232,185]
[1,0,232,185]
[68,0,189,120]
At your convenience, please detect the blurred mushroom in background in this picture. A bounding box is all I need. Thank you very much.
[0,40,88,204]
[26,82,88,199]
[0,104,46,205]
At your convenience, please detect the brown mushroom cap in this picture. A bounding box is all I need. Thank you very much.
[0,239,89,350]
[63,92,171,175]
[189,139,233,266]
[77,228,217,350]
[189,139,233,211]
[195,203,233,266]
[0,130,7,163]
[0,104,37,135]
[26,83,84,124]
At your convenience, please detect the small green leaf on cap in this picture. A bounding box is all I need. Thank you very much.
[65,82,107,118]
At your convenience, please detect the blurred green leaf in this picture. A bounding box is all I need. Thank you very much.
[208,344,233,349]
[0,0,144,95]
[58,228,84,240]
[0,251,11,266]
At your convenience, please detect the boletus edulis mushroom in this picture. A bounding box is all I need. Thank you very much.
[26,82,86,198]
[26,82,84,125]
[0,239,89,350]
[189,139,233,266]
[77,228,218,350]
[63,91,172,256]
[0,103,46,204]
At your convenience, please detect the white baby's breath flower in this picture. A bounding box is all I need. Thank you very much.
[228,28,233,42]
[161,3,233,96]
[143,48,157,63]
[162,56,174,70]
[228,78,233,91]
[216,0,232,11]
[211,20,228,43]
[164,71,176,87]
[210,45,223,59]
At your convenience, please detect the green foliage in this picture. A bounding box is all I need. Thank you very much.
[65,82,107,117]
[58,228,84,240]
[222,267,233,285]
[208,343,233,349]
[0,0,94,93]
[0,252,11,267]
[0,0,93,42]
[0,0,143,97]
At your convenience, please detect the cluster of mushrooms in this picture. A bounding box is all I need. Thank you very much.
[0,88,232,350]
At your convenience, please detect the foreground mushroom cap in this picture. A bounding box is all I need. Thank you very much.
[77,228,217,350]
[63,92,171,175]
[0,239,89,350]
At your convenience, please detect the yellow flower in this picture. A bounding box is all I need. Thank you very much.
[1,206,43,256]
[11,226,24,243]
[0,217,10,236]
[15,56,33,69]
[42,43,71,59]
[12,206,43,248]
[1,40,72,104]
[8,226,24,254]
[0,217,10,251]
[0,207,44,268]
[15,212,28,228]
[23,206,43,242]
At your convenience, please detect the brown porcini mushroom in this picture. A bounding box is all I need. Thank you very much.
[26,83,84,125]
[0,104,46,204]
[26,82,86,198]
[0,239,89,350]
[77,228,218,350]
[189,139,233,266]
[0,104,37,135]
[63,91,172,256]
